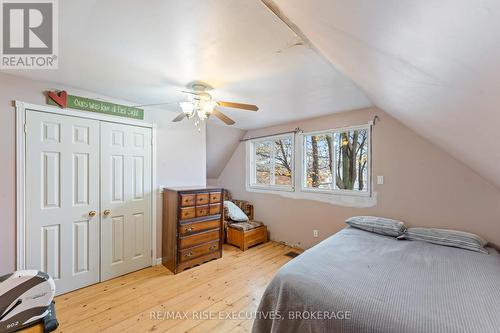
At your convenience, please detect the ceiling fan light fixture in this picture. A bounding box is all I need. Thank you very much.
[202,100,218,114]
[172,83,258,127]
[179,101,195,116]
[197,109,208,120]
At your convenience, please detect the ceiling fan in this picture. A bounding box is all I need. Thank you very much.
[172,83,259,127]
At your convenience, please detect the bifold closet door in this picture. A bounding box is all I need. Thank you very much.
[26,111,100,295]
[100,122,152,281]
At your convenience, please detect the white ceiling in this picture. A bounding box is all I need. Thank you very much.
[272,0,500,189]
[4,0,500,188]
[2,0,370,129]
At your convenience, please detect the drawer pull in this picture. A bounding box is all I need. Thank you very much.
[209,245,217,251]
[180,207,196,220]
[187,226,194,232]
[185,251,193,258]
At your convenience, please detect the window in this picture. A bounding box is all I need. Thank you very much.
[250,135,294,189]
[304,133,334,189]
[303,126,370,194]
[246,126,371,199]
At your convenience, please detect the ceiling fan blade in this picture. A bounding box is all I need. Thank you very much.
[181,90,211,98]
[216,101,259,111]
[172,113,187,122]
[182,90,201,95]
[213,109,235,125]
[131,101,177,107]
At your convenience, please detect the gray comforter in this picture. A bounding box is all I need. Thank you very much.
[253,227,500,333]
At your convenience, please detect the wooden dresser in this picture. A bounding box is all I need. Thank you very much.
[162,187,224,273]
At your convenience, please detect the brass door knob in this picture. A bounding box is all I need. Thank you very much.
[103,209,111,216]
[89,211,97,217]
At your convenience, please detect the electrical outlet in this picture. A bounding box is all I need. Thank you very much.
[313,230,319,238]
[377,176,384,185]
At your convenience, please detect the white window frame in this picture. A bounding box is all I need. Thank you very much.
[300,124,372,197]
[247,133,295,192]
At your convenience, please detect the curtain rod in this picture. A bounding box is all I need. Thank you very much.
[240,128,303,142]
[240,116,379,142]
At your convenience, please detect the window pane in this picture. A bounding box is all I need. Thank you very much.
[304,134,333,189]
[335,129,369,191]
[255,141,272,185]
[274,138,293,185]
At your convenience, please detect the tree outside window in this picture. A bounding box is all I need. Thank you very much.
[304,128,369,193]
[253,136,293,188]
[255,141,272,185]
[335,129,369,191]
[304,134,333,189]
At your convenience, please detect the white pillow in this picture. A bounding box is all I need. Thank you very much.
[224,201,249,222]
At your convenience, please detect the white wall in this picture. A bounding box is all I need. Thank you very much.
[0,72,206,275]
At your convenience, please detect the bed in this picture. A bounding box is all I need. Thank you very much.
[253,227,500,333]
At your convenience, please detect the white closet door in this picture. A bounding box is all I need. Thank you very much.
[100,122,152,281]
[26,111,100,295]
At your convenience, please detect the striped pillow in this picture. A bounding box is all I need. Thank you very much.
[345,216,406,237]
[399,228,489,254]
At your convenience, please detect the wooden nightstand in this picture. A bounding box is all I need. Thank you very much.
[227,225,268,251]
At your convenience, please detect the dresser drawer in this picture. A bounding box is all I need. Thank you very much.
[209,204,221,215]
[179,241,219,263]
[196,205,210,217]
[196,193,209,205]
[209,192,222,203]
[180,194,196,207]
[180,207,196,220]
[179,219,220,236]
[179,229,219,249]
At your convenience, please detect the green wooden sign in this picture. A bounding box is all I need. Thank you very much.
[47,91,144,120]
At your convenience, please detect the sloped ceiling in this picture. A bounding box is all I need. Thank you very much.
[270,0,500,188]
[4,1,499,187]
[206,123,246,179]
[2,0,370,129]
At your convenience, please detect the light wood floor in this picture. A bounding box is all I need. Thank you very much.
[24,242,299,333]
